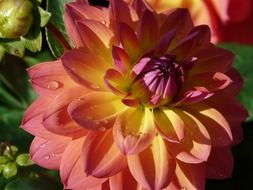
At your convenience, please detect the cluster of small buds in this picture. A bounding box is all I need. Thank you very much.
[0,142,34,179]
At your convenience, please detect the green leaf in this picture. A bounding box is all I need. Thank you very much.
[0,156,9,165]
[2,163,17,179]
[0,41,25,58]
[3,146,19,160]
[21,32,42,53]
[46,0,73,58]
[219,43,253,121]
[0,45,5,61]
[16,154,34,167]
[38,7,51,27]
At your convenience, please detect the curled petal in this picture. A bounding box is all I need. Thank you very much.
[185,103,233,147]
[113,107,155,155]
[206,146,234,179]
[68,91,125,131]
[43,87,89,138]
[27,60,76,97]
[127,136,176,190]
[62,48,110,91]
[112,46,130,74]
[167,109,211,163]
[154,107,185,143]
[30,136,71,170]
[60,137,105,189]
[174,160,206,190]
[82,130,127,178]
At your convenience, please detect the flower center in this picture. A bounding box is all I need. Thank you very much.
[131,56,184,107]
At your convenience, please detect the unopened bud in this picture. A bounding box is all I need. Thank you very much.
[0,0,34,38]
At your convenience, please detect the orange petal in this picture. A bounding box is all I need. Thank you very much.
[119,23,141,62]
[190,46,234,75]
[112,46,130,74]
[64,3,109,47]
[174,160,206,190]
[160,9,194,49]
[43,87,89,138]
[127,136,176,190]
[138,9,159,51]
[30,136,71,170]
[113,107,155,155]
[27,60,76,97]
[109,168,138,190]
[171,25,211,60]
[166,109,211,163]
[154,107,185,143]
[104,69,129,94]
[185,103,233,147]
[110,0,138,30]
[68,91,125,131]
[62,48,110,91]
[75,20,115,61]
[82,130,127,178]
[60,137,105,189]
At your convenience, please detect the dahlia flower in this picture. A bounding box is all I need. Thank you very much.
[124,0,253,44]
[21,0,247,189]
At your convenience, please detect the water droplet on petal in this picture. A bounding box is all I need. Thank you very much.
[90,84,100,89]
[102,120,108,124]
[40,143,46,148]
[46,81,60,90]
[99,127,106,131]
[95,121,100,125]
[44,155,50,160]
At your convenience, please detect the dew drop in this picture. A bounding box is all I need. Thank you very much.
[44,155,50,160]
[46,81,60,90]
[99,127,106,131]
[102,120,108,124]
[40,143,46,148]
[101,20,109,27]
[90,84,100,89]
[95,121,100,125]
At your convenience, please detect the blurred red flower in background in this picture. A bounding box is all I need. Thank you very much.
[21,0,248,189]
[124,0,253,44]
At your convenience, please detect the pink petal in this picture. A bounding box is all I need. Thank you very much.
[206,146,234,179]
[127,136,176,190]
[60,137,105,189]
[167,109,211,163]
[82,130,127,178]
[43,87,89,138]
[154,108,185,143]
[68,91,125,131]
[61,48,110,91]
[21,97,56,138]
[113,107,155,155]
[27,60,76,97]
[30,136,71,170]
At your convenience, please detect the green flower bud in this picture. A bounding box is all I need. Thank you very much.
[3,162,17,179]
[16,153,34,167]
[0,0,34,38]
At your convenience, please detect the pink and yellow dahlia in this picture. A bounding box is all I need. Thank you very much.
[21,0,248,189]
